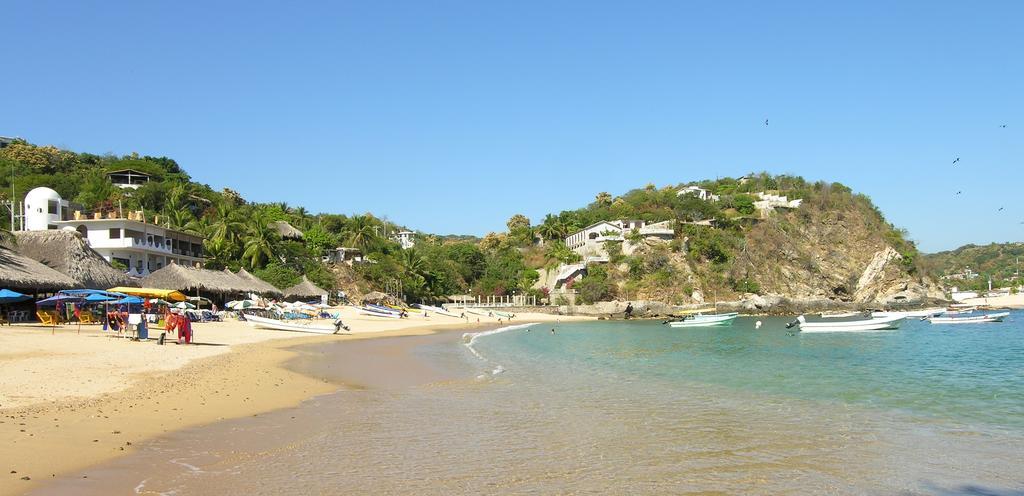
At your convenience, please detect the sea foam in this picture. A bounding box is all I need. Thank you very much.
[462,322,537,362]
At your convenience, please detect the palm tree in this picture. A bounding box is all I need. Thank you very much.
[537,215,568,242]
[344,215,380,252]
[167,209,194,230]
[241,213,280,269]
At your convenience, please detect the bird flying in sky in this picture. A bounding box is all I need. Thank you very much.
[998,207,1004,211]
[1000,124,1008,128]
[764,119,768,126]
[952,157,960,165]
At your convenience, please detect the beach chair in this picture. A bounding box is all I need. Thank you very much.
[79,312,98,324]
[36,311,57,326]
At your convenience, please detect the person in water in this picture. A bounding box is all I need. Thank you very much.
[550,328,556,334]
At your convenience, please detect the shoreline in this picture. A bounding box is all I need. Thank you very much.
[1,310,591,494]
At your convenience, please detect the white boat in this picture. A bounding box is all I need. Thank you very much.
[795,314,905,332]
[927,312,1009,324]
[820,311,862,318]
[871,307,946,318]
[414,304,462,318]
[358,308,402,319]
[244,314,347,334]
[942,306,976,315]
[465,308,494,317]
[668,312,739,328]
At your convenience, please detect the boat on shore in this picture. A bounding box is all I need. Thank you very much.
[244,314,348,334]
[358,306,402,318]
[871,307,945,318]
[413,304,463,318]
[793,314,905,332]
[927,312,1009,324]
[667,312,739,328]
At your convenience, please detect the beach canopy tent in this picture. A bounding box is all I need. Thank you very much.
[111,296,144,305]
[13,231,138,289]
[282,276,328,301]
[0,289,31,304]
[36,294,83,306]
[107,287,187,302]
[84,293,119,302]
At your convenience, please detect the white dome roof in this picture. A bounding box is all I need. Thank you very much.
[25,186,62,203]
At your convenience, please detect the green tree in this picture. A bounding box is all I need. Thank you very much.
[75,169,119,209]
[241,213,281,269]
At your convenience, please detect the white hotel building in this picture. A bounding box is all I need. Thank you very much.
[22,187,205,276]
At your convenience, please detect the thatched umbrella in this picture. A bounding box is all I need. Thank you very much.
[282,276,327,301]
[362,291,393,304]
[271,221,304,240]
[0,244,79,293]
[142,263,257,302]
[233,267,282,296]
[14,230,138,289]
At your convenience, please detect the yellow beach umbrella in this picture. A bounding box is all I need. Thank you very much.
[107,287,188,302]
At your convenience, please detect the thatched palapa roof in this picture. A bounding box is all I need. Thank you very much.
[282,275,327,300]
[0,243,79,292]
[234,267,282,296]
[271,221,304,240]
[14,230,138,289]
[142,263,269,295]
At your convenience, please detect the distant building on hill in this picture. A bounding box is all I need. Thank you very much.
[941,267,978,281]
[0,136,16,149]
[323,247,363,265]
[393,230,416,250]
[564,219,675,259]
[106,169,152,189]
[20,186,205,276]
[752,192,802,215]
[677,185,720,202]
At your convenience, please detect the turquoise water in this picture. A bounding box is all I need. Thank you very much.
[473,315,1024,430]
[36,313,1024,495]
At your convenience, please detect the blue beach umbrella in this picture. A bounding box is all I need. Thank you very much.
[0,289,31,304]
[84,293,119,302]
[35,294,83,306]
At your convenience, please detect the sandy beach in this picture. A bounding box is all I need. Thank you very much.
[961,293,1024,309]
[0,307,591,494]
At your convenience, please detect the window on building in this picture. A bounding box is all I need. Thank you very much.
[109,228,121,239]
[47,200,58,215]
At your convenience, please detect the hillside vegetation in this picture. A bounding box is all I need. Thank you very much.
[2,140,939,306]
[922,243,1024,290]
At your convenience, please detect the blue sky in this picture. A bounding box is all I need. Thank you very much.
[2,0,1021,252]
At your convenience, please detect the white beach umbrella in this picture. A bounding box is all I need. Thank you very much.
[174,301,197,310]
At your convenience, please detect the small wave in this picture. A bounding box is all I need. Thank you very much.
[462,322,537,362]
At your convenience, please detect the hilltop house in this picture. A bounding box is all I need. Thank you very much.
[752,192,802,215]
[21,187,205,276]
[107,169,152,189]
[393,230,416,250]
[565,219,675,260]
[677,185,720,201]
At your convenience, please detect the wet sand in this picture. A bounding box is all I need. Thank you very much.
[1,311,584,495]
[25,328,484,495]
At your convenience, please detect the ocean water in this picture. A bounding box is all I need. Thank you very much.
[36,314,1024,495]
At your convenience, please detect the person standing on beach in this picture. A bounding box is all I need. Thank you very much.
[624,302,634,319]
